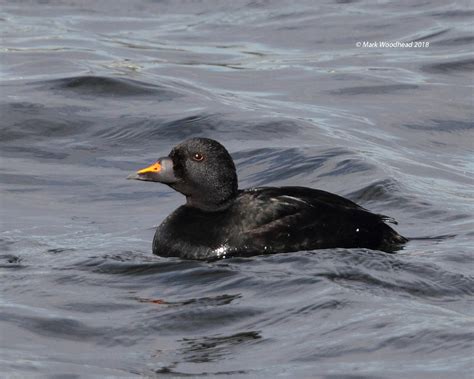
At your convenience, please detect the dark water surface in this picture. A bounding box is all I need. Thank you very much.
[1,0,473,377]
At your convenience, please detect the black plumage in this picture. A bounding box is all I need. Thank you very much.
[129,138,407,260]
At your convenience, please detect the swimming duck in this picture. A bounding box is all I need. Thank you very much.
[128,138,407,260]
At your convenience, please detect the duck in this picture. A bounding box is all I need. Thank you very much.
[128,138,407,260]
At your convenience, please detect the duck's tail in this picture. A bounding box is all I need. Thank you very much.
[379,223,409,253]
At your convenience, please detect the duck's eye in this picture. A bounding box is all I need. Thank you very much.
[192,152,204,162]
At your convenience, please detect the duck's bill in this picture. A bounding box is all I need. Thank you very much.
[127,157,177,183]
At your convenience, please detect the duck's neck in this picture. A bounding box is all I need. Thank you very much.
[185,189,238,212]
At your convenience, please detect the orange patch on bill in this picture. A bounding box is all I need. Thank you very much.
[137,162,161,174]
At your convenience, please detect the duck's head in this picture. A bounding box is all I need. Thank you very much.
[128,138,238,211]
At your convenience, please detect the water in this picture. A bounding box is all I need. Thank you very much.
[1,0,473,377]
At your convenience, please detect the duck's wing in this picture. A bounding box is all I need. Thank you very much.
[230,187,403,254]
